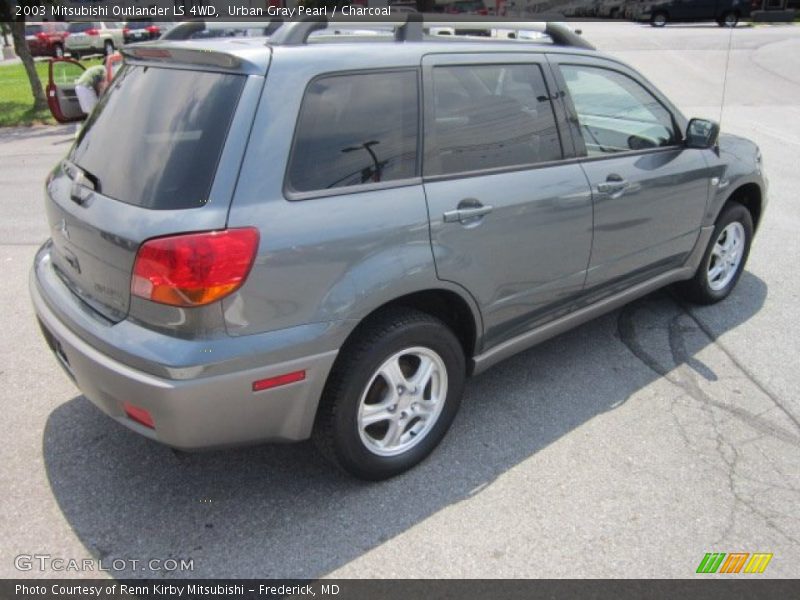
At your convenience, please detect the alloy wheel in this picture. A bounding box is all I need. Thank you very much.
[357,347,448,457]
[707,222,745,291]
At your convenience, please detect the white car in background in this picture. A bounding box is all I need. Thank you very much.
[65,22,125,58]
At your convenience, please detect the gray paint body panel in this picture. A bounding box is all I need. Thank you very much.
[29,37,767,450]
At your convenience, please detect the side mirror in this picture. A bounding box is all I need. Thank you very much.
[685,118,720,149]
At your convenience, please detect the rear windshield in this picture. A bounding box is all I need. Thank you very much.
[25,25,43,36]
[68,22,101,33]
[126,21,151,30]
[70,66,245,210]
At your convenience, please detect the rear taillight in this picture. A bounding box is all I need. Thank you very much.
[146,25,160,34]
[131,228,259,307]
[86,28,99,36]
[123,27,130,35]
[35,32,47,40]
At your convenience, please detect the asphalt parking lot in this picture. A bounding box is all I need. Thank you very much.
[1,22,799,579]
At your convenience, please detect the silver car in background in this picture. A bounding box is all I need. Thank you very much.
[65,21,125,58]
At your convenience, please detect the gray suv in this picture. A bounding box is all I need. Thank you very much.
[31,19,767,480]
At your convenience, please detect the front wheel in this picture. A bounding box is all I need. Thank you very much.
[719,11,738,27]
[313,308,466,480]
[651,11,668,26]
[53,44,64,58]
[675,202,753,305]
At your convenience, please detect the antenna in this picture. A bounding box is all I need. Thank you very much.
[718,24,735,127]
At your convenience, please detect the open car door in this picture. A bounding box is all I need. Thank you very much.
[46,58,86,123]
[105,52,124,82]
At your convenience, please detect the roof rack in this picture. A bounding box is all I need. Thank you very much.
[268,16,328,45]
[268,15,595,51]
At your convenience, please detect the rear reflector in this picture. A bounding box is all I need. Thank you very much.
[131,228,259,307]
[123,402,155,429]
[252,370,306,392]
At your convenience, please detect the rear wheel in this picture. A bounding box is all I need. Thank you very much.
[53,43,64,58]
[719,11,739,27]
[651,11,668,26]
[70,51,80,60]
[313,308,466,480]
[675,202,753,305]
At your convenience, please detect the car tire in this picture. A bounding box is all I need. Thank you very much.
[104,40,114,56]
[651,11,668,26]
[70,51,80,60]
[719,11,739,27]
[675,202,753,305]
[53,44,64,58]
[313,308,466,480]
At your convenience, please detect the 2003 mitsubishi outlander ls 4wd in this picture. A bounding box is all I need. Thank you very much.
[31,19,767,480]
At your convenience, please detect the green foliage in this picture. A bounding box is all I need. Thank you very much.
[0,57,103,127]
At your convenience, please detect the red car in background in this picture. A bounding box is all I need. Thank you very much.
[25,22,70,58]
[123,21,165,44]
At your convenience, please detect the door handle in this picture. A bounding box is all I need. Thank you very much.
[597,181,628,193]
[597,174,629,195]
[443,202,493,224]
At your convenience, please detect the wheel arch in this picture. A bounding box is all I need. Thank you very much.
[341,287,483,363]
[722,182,763,231]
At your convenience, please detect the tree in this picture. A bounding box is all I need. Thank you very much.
[9,19,48,112]
[1,22,11,47]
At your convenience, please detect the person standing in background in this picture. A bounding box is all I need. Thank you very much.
[74,64,108,115]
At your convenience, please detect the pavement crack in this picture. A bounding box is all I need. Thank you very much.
[617,296,800,547]
[678,299,800,433]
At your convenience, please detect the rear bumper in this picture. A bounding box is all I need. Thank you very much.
[65,39,104,52]
[27,41,52,56]
[30,242,341,449]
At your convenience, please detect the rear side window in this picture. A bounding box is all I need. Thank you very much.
[287,70,419,194]
[70,66,245,210]
[426,64,563,177]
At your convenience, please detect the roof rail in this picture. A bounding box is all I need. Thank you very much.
[415,20,594,50]
[544,22,594,50]
[267,16,329,45]
[265,15,594,51]
[395,13,424,42]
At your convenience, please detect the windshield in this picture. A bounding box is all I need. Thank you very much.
[69,66,245,210]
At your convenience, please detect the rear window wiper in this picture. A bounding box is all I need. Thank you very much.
[63,161,101,205]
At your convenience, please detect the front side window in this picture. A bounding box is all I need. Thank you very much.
[427,63,563,177]
[287,70,419,194]
[561,64,678,156]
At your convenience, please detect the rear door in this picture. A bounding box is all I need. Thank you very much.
[551,56,712,293]
[422,53,593,348]
[46,58,85,123]
[46,63,250,322]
